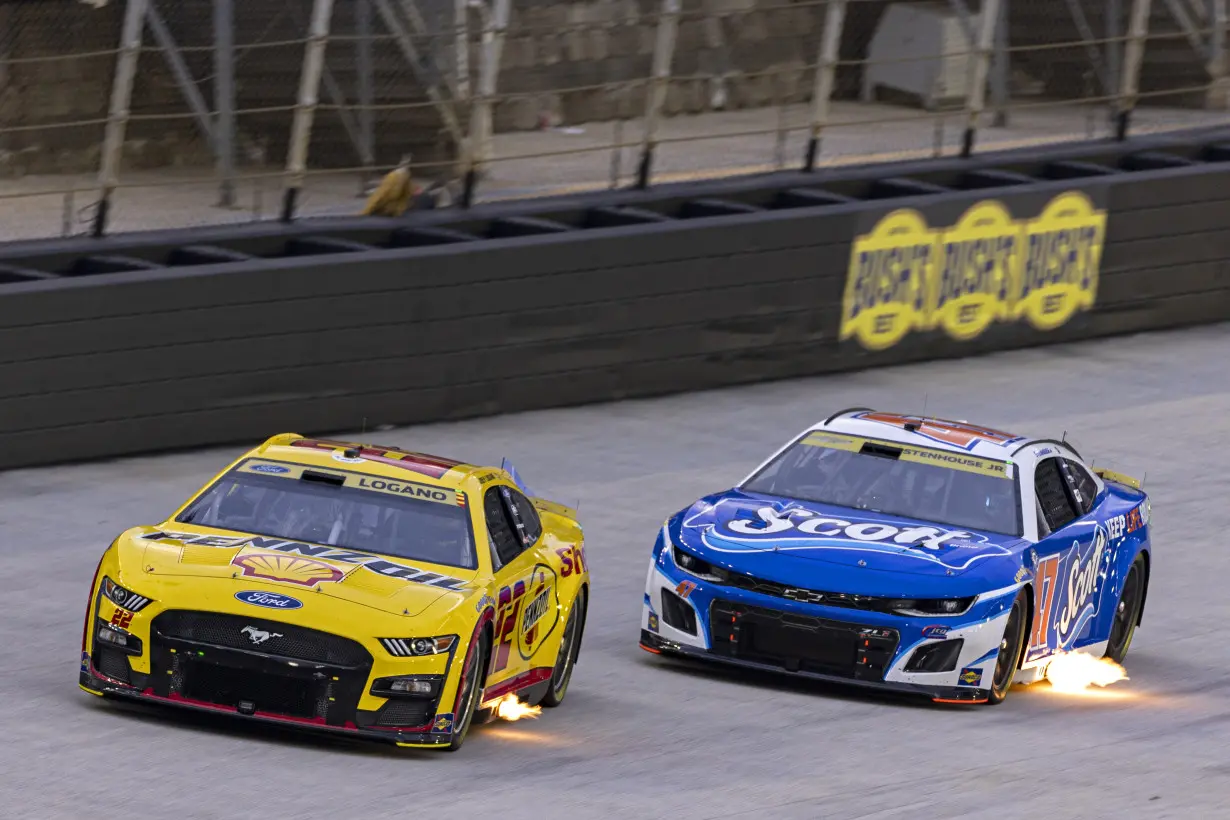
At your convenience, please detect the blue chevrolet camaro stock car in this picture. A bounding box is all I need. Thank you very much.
[639,409,1152,704]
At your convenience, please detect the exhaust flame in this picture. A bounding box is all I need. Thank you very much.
[1044,651,1128,693]
[493,694,543,722]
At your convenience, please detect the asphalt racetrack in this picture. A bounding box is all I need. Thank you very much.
[5,324,1230,819]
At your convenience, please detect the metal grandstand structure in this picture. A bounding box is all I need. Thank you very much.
[0,0,1226,238]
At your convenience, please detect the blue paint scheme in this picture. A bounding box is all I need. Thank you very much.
[648,475,1150,683]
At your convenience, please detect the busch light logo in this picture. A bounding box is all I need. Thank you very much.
[684,501,1012,571]
[235,590,303,609]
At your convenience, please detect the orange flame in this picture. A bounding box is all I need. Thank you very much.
[1044,651,1128,693]
[493,694,543,722]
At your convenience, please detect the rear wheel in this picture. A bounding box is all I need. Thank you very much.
[540,588,585,708]
[1104,554,1146,664]
[987,590,1028,705]
[444,631,489,752]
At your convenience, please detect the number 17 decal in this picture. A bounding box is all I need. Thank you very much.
[1029,554,1061,652]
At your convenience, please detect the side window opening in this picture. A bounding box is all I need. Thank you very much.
[1035,458,1078,532]
[484,487,522,568]
[504,487,543,546]
[1059,458,1098,516]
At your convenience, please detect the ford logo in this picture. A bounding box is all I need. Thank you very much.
[235,590,302,609]
[250,464,289,474]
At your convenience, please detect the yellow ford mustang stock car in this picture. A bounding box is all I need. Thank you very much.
[79,433,590,751]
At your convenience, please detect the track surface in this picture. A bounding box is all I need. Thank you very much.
[5,324,1230,819]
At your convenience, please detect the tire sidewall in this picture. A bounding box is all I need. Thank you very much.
[988,590,1028,705]
[446,630,489,751]
[541,589,585,708]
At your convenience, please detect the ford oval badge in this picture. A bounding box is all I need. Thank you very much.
[235,590,303,609]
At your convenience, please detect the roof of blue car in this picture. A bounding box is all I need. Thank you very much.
[818,410,1031,460]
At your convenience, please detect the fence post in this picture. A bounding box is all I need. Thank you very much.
[463,0,510,206]
[281,0,336,222]
[804,0,848,171]
[1115,0,1154,140]
[214,0,237,208]
[93,0,149,238]
[455,0,471,102]
[635,0,680,189]
[959,0,1001,158]
[356,0,375,194]
[990,0,1009,126]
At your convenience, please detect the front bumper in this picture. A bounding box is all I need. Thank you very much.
[81,606,463,748]
[641,557,1016,704]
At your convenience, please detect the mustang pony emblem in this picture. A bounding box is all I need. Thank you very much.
[241,625,283,645]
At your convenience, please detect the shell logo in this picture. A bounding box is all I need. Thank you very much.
[231,552,346,587]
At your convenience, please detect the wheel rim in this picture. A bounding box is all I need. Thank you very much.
[992,600,1024,692]
[551,605,579,696]
[1108,565,1142,656]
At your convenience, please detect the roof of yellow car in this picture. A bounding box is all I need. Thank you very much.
[251,433,492,487]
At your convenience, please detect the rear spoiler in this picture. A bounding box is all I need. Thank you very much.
[1093,467,1142,490]
[532,497,580,521]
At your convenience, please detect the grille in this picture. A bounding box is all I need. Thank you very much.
[94,646,131,684]
[660,588,697,635]
[152,610,371,666]
[375,699,434,728]
[182,661,318,719]
[721,573,906,614]
[710,600,899,682]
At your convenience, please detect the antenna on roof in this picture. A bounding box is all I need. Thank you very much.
[1141,470,1148,489]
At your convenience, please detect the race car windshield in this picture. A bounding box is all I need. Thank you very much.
[176,464,478,569]
[741,435,1021,536]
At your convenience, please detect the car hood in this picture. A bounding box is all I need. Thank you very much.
[673,490,1026,590]
[120,525,480,617]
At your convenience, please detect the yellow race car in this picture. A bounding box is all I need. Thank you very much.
[79,433,589,751]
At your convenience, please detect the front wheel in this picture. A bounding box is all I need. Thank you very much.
[1104,554,1146,664]
[987,589,1028,705]
[540,588,585,708]
[444,630,489,752]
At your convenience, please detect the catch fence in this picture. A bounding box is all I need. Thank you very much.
[0,0,1228,241]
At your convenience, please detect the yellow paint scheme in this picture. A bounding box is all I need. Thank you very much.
[80,433,589,746]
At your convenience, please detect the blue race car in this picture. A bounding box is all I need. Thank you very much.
[639,409,1152,704]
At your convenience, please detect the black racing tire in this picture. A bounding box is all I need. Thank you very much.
[444,630,490,752]
[987,589,1029,705]
[1104,553,1146,664]
[540,587,585,708]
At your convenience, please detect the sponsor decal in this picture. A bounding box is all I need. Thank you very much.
[675,580,697,600]
[143,531,468,590]
[1027,524,1111,658]
[556,544,587,578]
[803,430,1011,477]
[241,625,283,645]
[232,553,347,588]
[921,625,950,639]
[958,667,982,686]
[859,627,895,640]
[647,611,660,633]
[109,608,135,629]
[841,191,1105,350]
[237,459,463,507]
[490,564,560,674]
[476,594,496,613]
[431,713,455,734]
[80,651,90,674]
[249,463,290,474]
[1125,505,1145,533]
[1014,566,1029,584]
[684,502,1013,571]
[235,590,303,609]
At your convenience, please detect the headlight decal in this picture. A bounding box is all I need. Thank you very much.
[379,636,457,657]
[101,576,153,613]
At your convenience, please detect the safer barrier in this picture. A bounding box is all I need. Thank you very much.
[2,126,1230,470]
